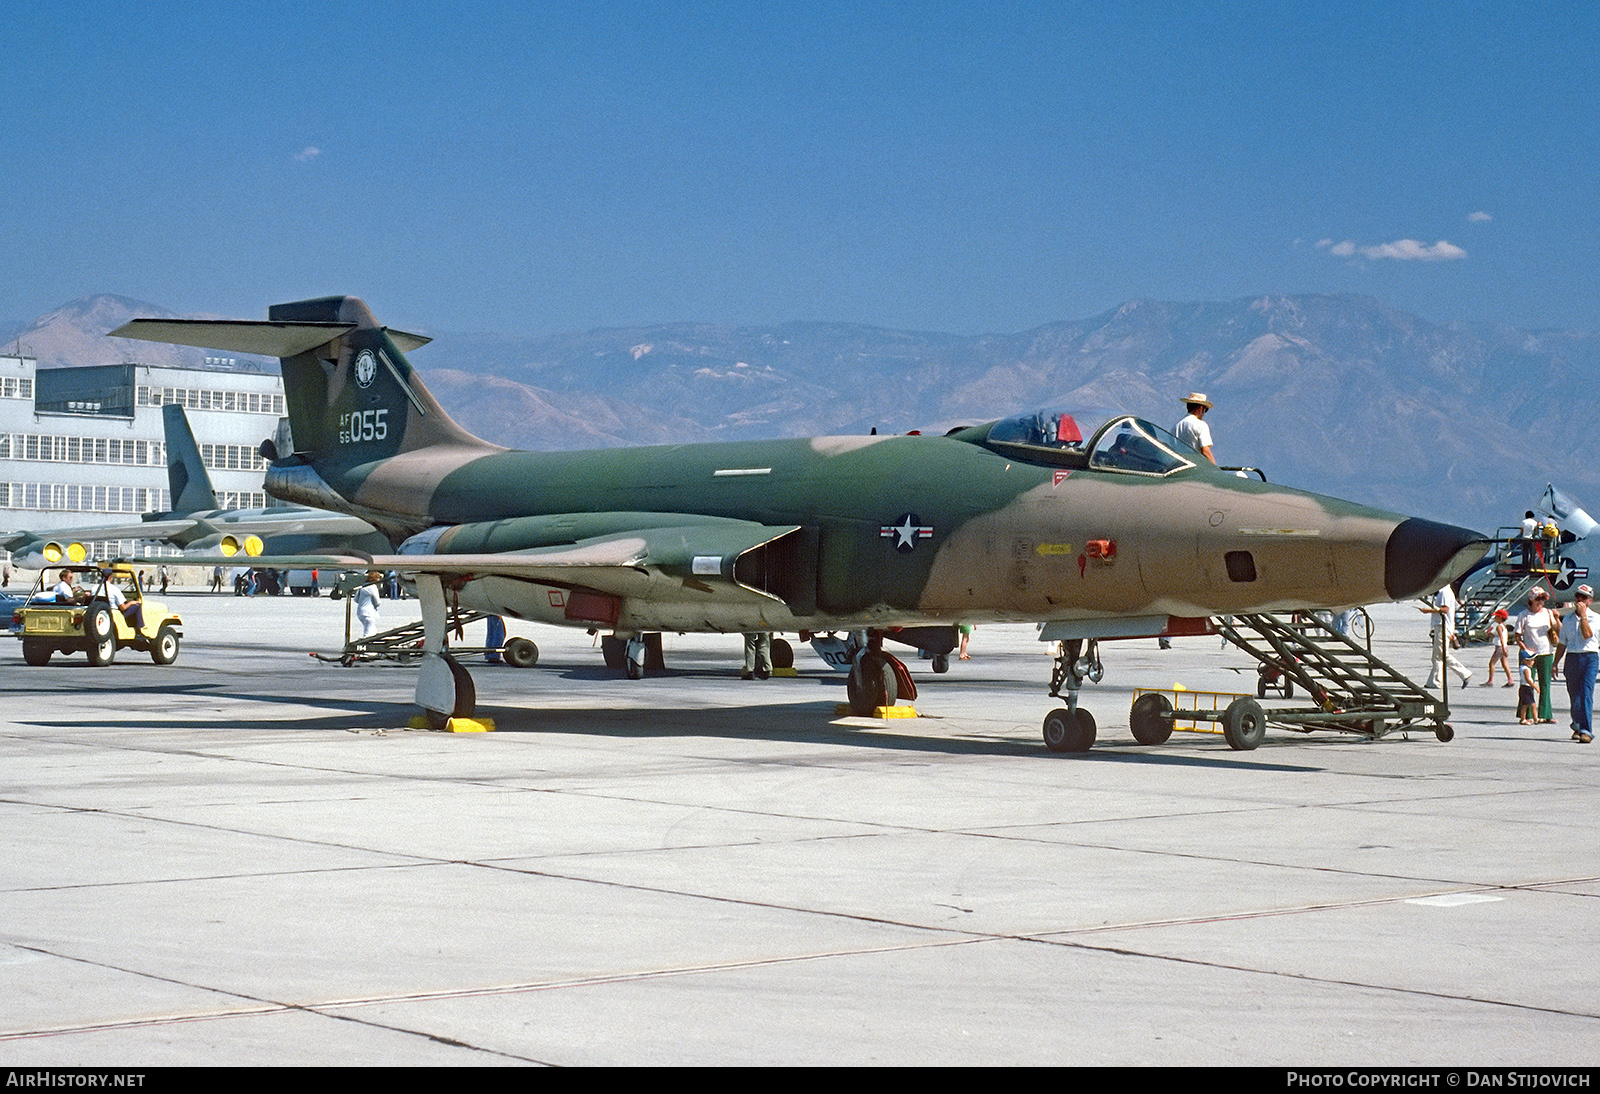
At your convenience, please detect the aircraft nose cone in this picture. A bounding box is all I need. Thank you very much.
[1385,517,1491,601]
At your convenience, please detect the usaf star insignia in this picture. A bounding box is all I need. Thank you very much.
[1554,557,1590,590]
[880,512,934,553]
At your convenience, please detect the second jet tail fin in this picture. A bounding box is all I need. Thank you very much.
[162,404,218,514]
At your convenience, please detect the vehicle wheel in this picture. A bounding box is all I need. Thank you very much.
[931,652,950,673]
[1349,608,1373,642]
[1042,707,1096,752]
[771,638,794,670]
[85,607,116,666]
[600,634,626,670]
[1256,674,1269,699]
[503,637,538,668]
[150,625,180,665]
[1283,677,1293,699]
[22,640,51,667]
[846,652,897,716]
[1435,724,1455,743]
[1129,693,1175,745]
[1222,696,1267,751]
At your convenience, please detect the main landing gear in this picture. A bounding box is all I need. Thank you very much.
[844,631,918,716]
[414,576,478,730]
[1042,638,1102,752]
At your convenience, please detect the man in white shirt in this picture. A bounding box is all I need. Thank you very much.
[101,573,145,632]
[1420,582,1472,688]
[51,570,81,603]
[1519,511,1540,568]
[1174,392,1216,464]
[1555,584,1598,742]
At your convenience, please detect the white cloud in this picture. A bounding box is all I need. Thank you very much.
[294,146,322,162]
[1467,211,1493,222]
[1316,238,1467,262]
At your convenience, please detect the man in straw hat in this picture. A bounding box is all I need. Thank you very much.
[1174,392,1216,464]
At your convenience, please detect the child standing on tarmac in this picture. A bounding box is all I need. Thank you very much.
[1485,609,1513,687]
[1518,651,1541,724]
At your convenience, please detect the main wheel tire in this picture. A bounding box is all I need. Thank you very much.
[600,634,626,670]
[22,640,51,667]
[503,637,538,668]
[931,652,950,673]
[1129,693,1175,745]
[771,638,794,670]
[1043,707,1096,752]
[85,607,116,666]
[1222,696,1267,751]
[150,624,179,665]
[846,652,897,716]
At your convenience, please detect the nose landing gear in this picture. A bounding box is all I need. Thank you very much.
[1042,638,1103,752]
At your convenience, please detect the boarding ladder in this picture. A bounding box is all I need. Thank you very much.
[1454,532,1562,642]
[1214,612,1452,741]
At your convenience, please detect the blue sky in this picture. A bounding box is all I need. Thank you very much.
[4,0,1595,337]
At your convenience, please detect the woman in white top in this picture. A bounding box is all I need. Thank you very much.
[1513,589,1557,723]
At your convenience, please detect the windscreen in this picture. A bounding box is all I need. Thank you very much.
[1087,417,1194,476]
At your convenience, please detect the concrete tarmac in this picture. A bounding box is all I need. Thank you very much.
[1,594,1595,1066]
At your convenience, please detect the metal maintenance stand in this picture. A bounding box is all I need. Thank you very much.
[1129,612,1454,749]
[312,606,538,668]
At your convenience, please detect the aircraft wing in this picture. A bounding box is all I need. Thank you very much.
[3,509,381,562]
[189,511,379,538]
[176,519,803,603]
[2,519,210,563]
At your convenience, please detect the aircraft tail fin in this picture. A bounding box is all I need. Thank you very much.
[113,296,498,479]
[162,404,218,514]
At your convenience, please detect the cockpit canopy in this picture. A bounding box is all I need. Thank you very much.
[980,409,1197,476]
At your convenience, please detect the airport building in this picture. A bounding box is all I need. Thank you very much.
[0,352,285,557]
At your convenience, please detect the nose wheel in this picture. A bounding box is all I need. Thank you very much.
[1042,706,1096,752]
[1043,637,1102,752]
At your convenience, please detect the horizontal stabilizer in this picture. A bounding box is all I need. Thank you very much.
[110,319,432,358]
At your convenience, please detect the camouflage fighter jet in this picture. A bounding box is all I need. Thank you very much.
[1,404,387,568]
[112,296,1488,748]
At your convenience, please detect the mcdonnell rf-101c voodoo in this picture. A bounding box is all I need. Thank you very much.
[112,296,1488,748]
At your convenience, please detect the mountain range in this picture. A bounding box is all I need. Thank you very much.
[5,293,1595,529]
